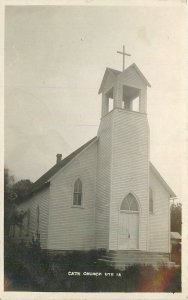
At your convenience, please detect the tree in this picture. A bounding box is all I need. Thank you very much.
[170,203,182,234]
[4,169,17,238]
[13,179,33,204]
[4,168,33,239]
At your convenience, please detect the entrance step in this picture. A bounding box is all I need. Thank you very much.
[98,250,175,270]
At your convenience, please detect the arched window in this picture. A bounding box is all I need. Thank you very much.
[149,188,154,213]
[120,193,139,211]
[73,179,82,206]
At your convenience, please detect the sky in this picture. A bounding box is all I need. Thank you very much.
[4,4,187,200]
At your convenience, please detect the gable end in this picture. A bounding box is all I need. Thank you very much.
[30,136,98,195]
[150,162,176,198]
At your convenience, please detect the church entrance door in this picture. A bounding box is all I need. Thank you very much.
[118,193,139,250]
[118,212,139,250]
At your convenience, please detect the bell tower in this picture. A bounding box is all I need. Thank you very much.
[99,63,150,118]
[96,62,151,251]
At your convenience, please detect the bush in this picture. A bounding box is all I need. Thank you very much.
[4,241,181,292]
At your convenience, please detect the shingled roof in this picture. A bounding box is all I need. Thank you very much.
[150,162,176,198]
[30,136,98,194]
[98,63,151,94]
[29,136,176,199]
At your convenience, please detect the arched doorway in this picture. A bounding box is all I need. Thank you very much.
[118,193,139,250]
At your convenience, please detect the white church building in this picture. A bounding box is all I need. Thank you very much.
[14,62,176,265]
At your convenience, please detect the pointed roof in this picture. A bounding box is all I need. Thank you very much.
[98,68,120,94]
[98,63,151,94]
[30,136,98,194]
[27,138,175,199]
[150,162,176,198]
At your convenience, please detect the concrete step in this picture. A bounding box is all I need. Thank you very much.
[98,259,176,270]
[103,254,168,260]
[106,252,169,259]
[99,258,168,264]
[108,251,168,256]
[98,250,172,269]
[100,257,168,263]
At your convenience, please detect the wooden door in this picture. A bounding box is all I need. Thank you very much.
[128,213,139,249]
[118,212,139,250]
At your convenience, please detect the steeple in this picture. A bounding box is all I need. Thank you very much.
[98,63,151,118]
[97,62,150,251]
[117,45,131,71]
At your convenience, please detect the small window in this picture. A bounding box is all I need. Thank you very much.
[149,188,154,213]
[73,179,82,206]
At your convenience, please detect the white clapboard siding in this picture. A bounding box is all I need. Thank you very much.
[47,141,97,250]
[149,168,170,253]
[109,109,149,250]
[96,112,113,249]
[118,67,147,89]
[102,71,116,95]
[15,188,50,249]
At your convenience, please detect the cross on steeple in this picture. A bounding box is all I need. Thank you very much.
[117,45,131,71]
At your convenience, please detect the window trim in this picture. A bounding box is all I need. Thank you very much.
[120,193,139,212]
[72,178,83,207]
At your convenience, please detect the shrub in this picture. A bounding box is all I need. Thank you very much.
[4,243,181,292]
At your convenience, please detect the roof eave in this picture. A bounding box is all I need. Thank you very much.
[98,68,119,94]
[131,63,151,87]
[98,64,151,94]
[150,162,176,198]
[29,136,98,195]
[30,181,50,195]
[49,137,99,182]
